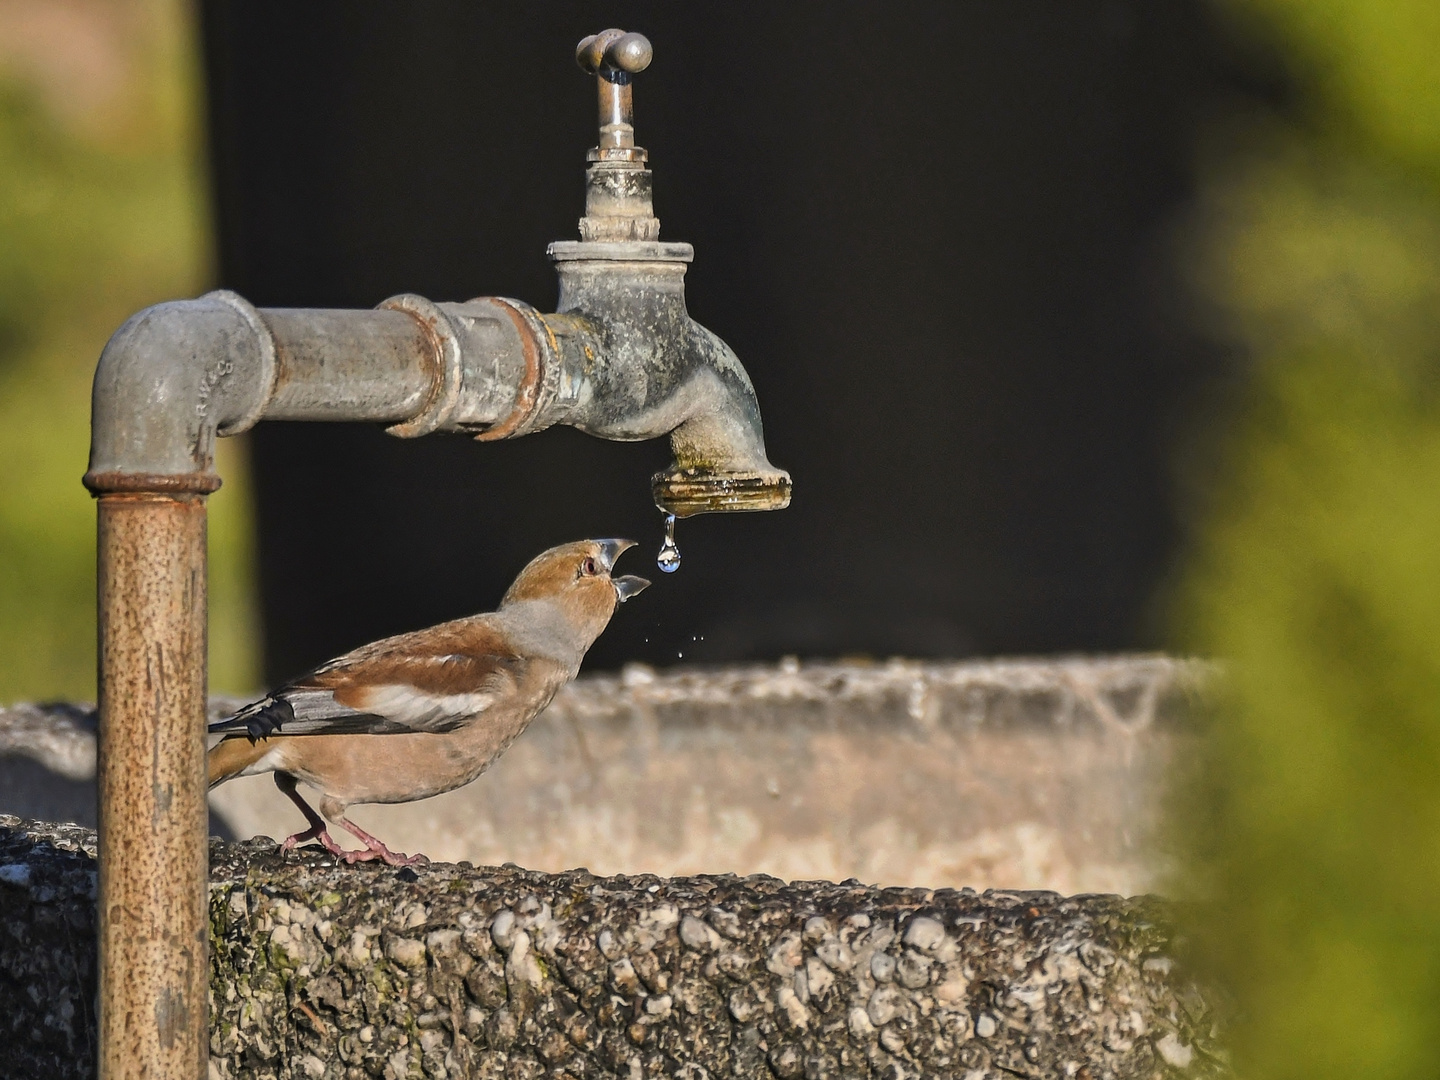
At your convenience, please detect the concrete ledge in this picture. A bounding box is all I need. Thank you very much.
[1,656,1210,893]
[0,817,1225,1080]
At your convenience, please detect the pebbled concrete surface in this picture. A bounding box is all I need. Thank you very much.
[0,815,1226,1080]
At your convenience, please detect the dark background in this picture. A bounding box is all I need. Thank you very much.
[198,1,1275,682]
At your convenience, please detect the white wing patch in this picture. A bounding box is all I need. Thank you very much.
[355,685,497,730]
[212,654,516,738]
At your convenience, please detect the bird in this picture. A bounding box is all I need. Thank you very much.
[207,538,650,866]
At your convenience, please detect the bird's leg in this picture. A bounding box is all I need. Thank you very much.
[327,811,429,868]
[274,772,347,859]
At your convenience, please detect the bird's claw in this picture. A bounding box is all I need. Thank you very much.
[329,816,428,867]
[280,827,348,859]
[341,843,428,868]
[281,832,421,866]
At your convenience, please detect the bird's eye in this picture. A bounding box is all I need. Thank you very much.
[581,557,598,577]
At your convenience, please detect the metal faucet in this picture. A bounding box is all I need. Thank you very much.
[86,30,789,517]
[82,30,788,1080]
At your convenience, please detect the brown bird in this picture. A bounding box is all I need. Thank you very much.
[207,539,650,866]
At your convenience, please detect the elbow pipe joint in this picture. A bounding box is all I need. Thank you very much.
[84,290,275,495]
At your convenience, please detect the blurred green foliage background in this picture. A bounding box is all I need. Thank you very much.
[0,0,256,699]
[1174,0,1440,1077]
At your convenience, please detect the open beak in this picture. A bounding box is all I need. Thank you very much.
[594,538,637,573]
[612,575,651,603]
[594,539,649,602]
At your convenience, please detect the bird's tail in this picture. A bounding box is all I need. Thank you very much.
[207,736,271,789]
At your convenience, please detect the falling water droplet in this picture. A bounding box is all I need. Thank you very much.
[657,513,681,573]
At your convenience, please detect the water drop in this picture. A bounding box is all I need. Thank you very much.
[657,513,681,573]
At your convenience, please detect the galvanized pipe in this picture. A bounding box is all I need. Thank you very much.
[259,308,433,422]
[95,490,210,1080]
[84,291,541,482]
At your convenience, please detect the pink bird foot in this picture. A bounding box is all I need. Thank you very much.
[279,825,348,859]
[336,817,429,867]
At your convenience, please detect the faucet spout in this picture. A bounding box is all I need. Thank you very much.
[542,240,791,516]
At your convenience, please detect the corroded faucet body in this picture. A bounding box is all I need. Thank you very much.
[544,241,789,513]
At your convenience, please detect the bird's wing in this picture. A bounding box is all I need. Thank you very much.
[210,624,528,739]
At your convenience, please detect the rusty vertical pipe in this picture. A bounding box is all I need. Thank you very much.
[94,485,212,1080]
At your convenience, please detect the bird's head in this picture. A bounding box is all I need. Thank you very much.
[500,539,650,644]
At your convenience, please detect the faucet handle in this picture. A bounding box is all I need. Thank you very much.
[576,29,653,79]
[573,29,653,81]
[576,30,652,155]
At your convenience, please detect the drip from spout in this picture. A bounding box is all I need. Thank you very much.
[657,513,681,572]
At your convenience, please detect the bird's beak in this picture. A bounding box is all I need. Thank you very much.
[594,538,637,573]
[612,575,651,603]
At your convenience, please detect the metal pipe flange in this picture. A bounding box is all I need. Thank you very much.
[204,289,277,437]
[471,297,561,442]
[379,293,464,438]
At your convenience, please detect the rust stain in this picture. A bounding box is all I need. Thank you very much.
[83,470,221,496]
[379,294,465,438]
[96,494,210,1078]
[651,470,793,517]
[394,309,444,417]
[473,297,542,441]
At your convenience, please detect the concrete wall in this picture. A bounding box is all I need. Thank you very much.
[0,655,1207,895]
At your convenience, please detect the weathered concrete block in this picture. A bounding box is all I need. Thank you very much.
[0,817,1225,1080]
[1,656,1210,894]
